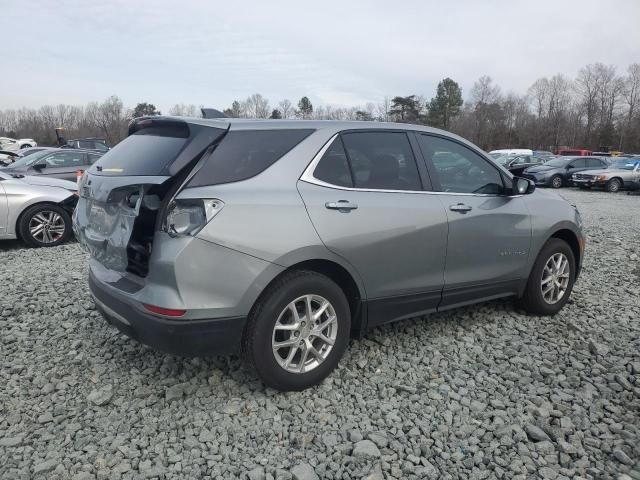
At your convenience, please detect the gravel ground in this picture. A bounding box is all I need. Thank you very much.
[1,188,639,480]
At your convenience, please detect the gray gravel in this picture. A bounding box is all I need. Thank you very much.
[1,188,639,479]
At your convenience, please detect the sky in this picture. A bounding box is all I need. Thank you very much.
[2,0,639,112]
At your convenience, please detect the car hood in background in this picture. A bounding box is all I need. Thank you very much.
[524,165,560,173]
[20,174,77,190]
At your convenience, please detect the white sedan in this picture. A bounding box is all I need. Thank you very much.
[0,136,38,152]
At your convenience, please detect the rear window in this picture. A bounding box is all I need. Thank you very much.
[188,129,314,187]
[90,133,188,176]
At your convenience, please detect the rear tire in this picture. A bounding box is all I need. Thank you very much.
[519,238,576,316]
[606,178,621,192]
[550,175,563,189]
[242,270,351,391]
[18,203,72,248]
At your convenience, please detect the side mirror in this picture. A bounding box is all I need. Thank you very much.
[33,162,47,170]
[514,177,535,195]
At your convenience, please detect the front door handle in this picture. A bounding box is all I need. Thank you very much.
[449,203,472,213]
[325,200,358,212]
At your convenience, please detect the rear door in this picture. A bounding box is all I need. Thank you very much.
[298,130,448,326]
[415,133,531,308]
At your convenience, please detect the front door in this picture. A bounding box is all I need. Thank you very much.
[415,133,531,309]
[298,130,448,325]
[32,151,87,181]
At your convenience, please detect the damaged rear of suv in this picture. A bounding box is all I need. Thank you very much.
[74,117,315,362]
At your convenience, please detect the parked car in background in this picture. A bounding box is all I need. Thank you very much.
[1,148,104,182]
[0,170,77,247]
[557,148,592,156]
[489,148,533,157]
[571,157,640,192]
[533,150,556,161]
[494,153,547,176]
[0,150,20,166]
[74,117,584,391]
[62,138,110,152]
[522,156,610,188]
[0,136,37,152]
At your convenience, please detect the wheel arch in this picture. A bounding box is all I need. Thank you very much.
[608,176,624,187]
[251,258,367,338]
[549,228,582,278]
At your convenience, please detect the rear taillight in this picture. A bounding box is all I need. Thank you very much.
[143,304,186,317]
[162,199,224,237]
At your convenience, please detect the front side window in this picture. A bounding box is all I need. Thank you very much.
[417,134,504,194]
[586,158,605,168]
[87,153,102,164]
[569,159,586,169]
[42,151,85,167]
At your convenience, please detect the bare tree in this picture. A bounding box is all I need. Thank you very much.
[168,104,198,117]
[620,63,640,150]
[575,64,601,147]
[243,94,270,118]
[278,99,293,119]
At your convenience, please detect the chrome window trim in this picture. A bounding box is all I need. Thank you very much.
[300,133,518,198]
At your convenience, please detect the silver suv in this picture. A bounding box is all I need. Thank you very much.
[74,118,585,391]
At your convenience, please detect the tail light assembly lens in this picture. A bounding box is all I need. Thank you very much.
[163,199,224,237]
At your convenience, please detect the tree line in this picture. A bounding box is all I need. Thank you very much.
[1,62,638,152]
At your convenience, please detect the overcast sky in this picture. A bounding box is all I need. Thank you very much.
[2,0,639,112]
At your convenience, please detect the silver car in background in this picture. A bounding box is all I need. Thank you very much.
[572,157,640,192]
[74,117,585,391]
[0,170,77,247]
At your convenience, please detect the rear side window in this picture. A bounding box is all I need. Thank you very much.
[314,138,353,187]
[188,129,314,187]
[341,132,422,191]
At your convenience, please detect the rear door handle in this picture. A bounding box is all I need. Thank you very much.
[449,203,472,213]
[325,200,358,212]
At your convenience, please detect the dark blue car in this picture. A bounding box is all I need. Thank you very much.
[522,156,609,188]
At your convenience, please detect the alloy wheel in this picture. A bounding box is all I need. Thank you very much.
[540,252,570,304]
[272,294,338,374]
[29,210,66,244]
[552,176,562,188]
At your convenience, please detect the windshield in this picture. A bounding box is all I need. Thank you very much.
[611,158,640,169]
[494,154,511,165]
[8,149,51,168]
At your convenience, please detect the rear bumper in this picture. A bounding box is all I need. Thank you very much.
[90,271,246,356]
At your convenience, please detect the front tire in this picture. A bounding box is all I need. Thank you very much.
[18,203,72,247]
[242,270,351,391]
[519,238,576,316]
[550,175,563,189]
[606,178,621,192]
